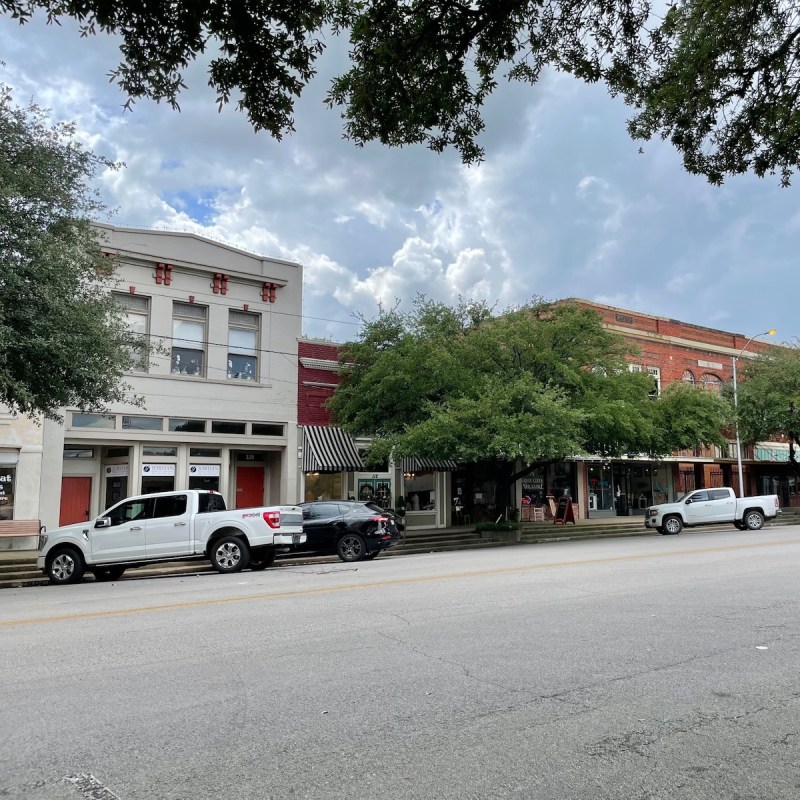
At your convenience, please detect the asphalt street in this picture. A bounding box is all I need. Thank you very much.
[2,526,799,800]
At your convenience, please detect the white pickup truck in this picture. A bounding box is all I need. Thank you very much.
[37,489,305,584]
[644,487,781,534]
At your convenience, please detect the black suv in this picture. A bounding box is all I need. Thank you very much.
[295,501,402,562]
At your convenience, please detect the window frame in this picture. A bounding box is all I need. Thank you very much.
[227,309,260,381]
[171,301,208,377]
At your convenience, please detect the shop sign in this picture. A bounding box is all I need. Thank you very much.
[141,463,176,476]
[105,464,129,477]
[190,464,221,476]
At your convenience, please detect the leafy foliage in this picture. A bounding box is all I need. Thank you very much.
[735,343,800,471]
[0,83,144,418]
[6,0,800,182]
[329,298,731,496]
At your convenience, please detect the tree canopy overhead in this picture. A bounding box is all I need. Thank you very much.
[0,82,145,419]
[328,297,731,509]
[5,0,800,184]
[735,343,800,474]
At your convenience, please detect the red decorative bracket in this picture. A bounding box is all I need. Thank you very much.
[261,282,277,303]
[155,263,173,285]
[212,273,229,295]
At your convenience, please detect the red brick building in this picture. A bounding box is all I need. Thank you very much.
[297,304,796,525]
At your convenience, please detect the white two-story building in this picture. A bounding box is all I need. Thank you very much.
[36,223,303,530]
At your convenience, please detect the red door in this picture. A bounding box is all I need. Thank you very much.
[235,466,264,509]
[60,477,92,526]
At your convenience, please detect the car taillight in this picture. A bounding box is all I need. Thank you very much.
[370,516,385,522]
[263,510,281,529]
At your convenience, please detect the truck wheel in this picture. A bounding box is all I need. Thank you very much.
[92,566,126,582]
[744,510,764,531]
[210,536,250,573]
[663,515,683,535]
[47,546,85,585]
[338,533,366,562]
[249,549,276,571]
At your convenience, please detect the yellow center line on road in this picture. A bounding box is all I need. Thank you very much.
[3,537,799,629]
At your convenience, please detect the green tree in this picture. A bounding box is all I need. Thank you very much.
[329,297,731,512]
[734,343,800,475]
[0,83,144,419]
[5,0,800,183]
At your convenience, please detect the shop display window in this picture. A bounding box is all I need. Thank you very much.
[0,466,15,520]
[404,472,435,511]
[305,472,343,502]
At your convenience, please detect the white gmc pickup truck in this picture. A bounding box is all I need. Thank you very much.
[644,486,781,534]
[37,490,305,584]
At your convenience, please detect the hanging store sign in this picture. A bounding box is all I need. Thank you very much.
[104,464,129,477]
[189,464,221,477]
[141,463,176,476]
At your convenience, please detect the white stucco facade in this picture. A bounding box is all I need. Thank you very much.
[35,223,303,530]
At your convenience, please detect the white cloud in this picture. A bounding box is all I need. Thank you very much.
[2,14,799,344]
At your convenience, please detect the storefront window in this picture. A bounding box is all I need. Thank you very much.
[586,464,614,512]
[0,466,15,520]
[358,477,392,508]
[305,473,343,502]
[405,472,435,511]
[189,464,220,492]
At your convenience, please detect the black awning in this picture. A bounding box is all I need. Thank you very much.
[302,426,363,472]
[400,456,459,473]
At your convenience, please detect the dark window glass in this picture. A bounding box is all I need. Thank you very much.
[171,347,204,376]
[152,494,187,518]
[122,415,163,431]
[709,489,731,501]
[252,423,284,436]
[169,419,206,433]
[72,413,115,429]
[104,498,150,526]
[307,503,342,520]
[190,448,221,457]
[142,447,177,457]
[64,448,94,459]
[690,490,709,502]
[104,447,129,458]
[212,421,246,435]
[198,493,227,513]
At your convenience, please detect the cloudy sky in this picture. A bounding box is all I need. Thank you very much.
[1,15,796,346]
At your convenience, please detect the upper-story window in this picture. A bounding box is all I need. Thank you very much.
[228,310,259,381]
[647,366,661,397]
[172,302,207,376]
[682,370,696,386]
[701,373,723,393]
[114,293,149,371]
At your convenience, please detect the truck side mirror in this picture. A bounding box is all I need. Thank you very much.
[684,498,692,504]
[94,517,111,528]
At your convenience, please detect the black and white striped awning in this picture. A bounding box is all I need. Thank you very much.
[400,456,459,473]
[302,426,363,472]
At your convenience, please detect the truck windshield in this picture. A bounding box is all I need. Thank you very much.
[198,493,227,513]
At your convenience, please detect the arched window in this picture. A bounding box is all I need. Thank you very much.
[701,373,723,393]
[682,370,695,386]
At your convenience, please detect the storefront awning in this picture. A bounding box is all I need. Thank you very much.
[400,456,459,472]
[302,426,363,472]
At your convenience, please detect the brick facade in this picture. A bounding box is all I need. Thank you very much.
[298,340,340,426]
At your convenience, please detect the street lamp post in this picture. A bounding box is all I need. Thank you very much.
[732,329,776,498]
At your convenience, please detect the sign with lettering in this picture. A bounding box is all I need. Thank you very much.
[190,464,221,476]
[105,464,129,477]
[141,463,176,476]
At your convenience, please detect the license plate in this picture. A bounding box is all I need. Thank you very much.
[292,534,301,544]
